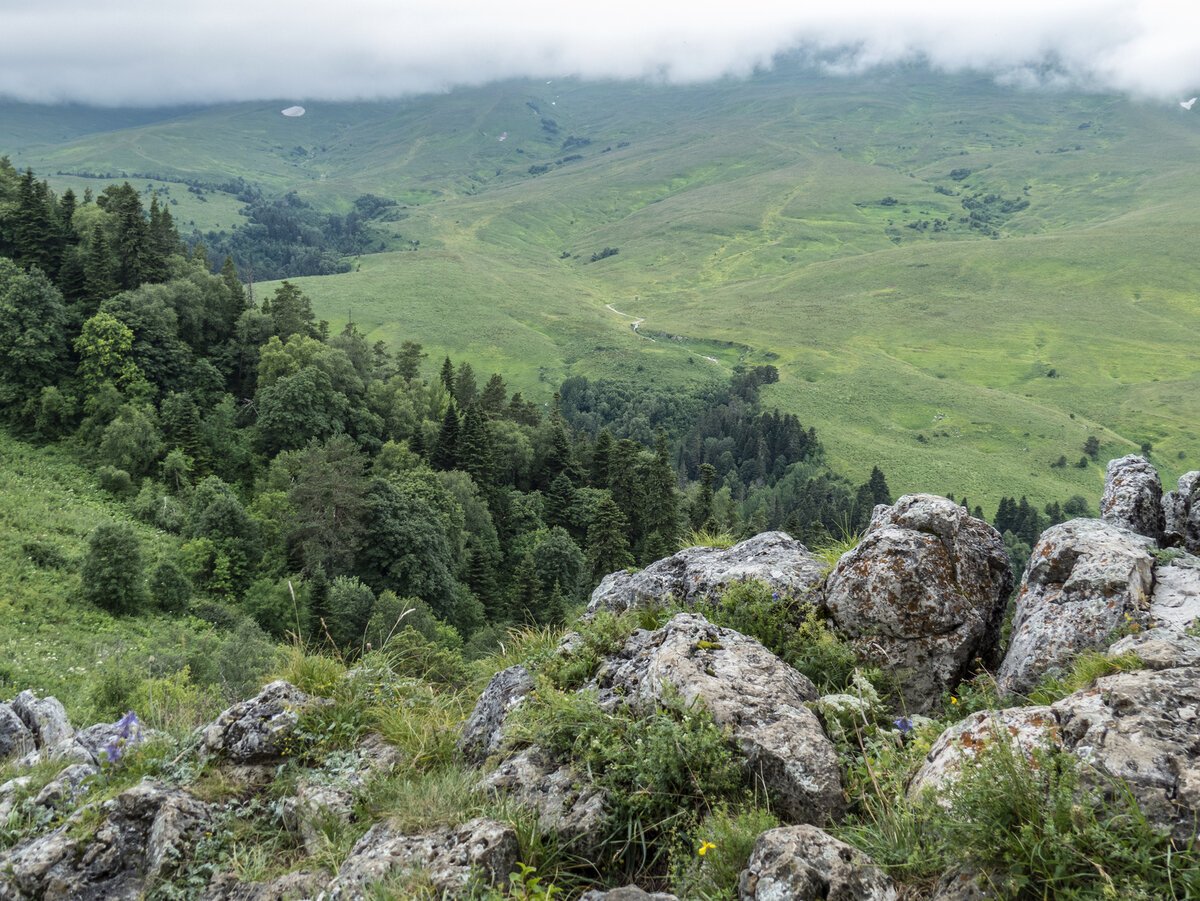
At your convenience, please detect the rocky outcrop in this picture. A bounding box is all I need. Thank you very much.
[201,680,316,761]
[1163,471,1200,552]
[909,707,1058,801]
[1149,554,1200,630]
[330,817,518,898]
[0,704,36,760]
[458,664,534,765]
[11,690,74,751]
[1101,455,1164,542]
[1107,627,1200,669]
[997,519,1154,695]
[588,532,825,615]
[0,780,211,900]
[913,665,1200,843]
[201,870,325,901]
[480,747,606,847]
[823,495,1012,711]
[596,613,844,825]
[737,825,897,900]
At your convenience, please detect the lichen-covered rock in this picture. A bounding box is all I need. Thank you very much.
[929,869,996,900]
[737,825,897,900]
[997,519,1154,695]
[33,763,97,810]
[588,531,825,615]
[1149,555,1200,631]
[201,870,325,901]
[457,664,534,765]
[596,612,844,825]
[1101,455,1164,542]
[908,707,1058,801]
[280,732,401,854]
[1108,627,1200,669]
[330,817,518,897]
[579,888,679,900]
[11,690,73,750]
[1163,471,1200,553]
[823,495,1012,711]
[0,703,35,760]
[480,747,606,847]
[0,780,211,900]
[1052,666,1200,842]
[202,680,315,761]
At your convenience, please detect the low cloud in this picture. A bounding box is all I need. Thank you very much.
[1,1,1197,106]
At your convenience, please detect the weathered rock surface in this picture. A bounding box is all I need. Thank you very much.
[200,870,325,901]
[11,690,74,750]
[579,888,679,901]
[588,531,825,615]
[480,747,606,846]
[1108,627,1200,669]
[737,825,898,901]
[202,680,315,761]
[458,664,534,766]
[1052,666,1200,842]
[823,495,1012,711]
[929,869,996,901]
[281,732,401,854]
[1163,471,1200,553]
[596,612,844,825]
[0,780,211,900]
[997,519,1154,695]
[1149,555,1200,631]
[33,763,97,811]
[909,707,1058,801]
[914,665,1200,842]
[330,817,518,897]
[1101,455,1164,542]
[0,703,36,760]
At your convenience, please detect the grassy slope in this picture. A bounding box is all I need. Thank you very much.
[0,431,217,716]
[6,64,1200,507]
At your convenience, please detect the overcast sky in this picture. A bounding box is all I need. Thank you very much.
[0,1,1197,107]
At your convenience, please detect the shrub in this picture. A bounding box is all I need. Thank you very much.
[671,805,779,901]
[96,465,134,497]
[80,521,147,615]
[243,576,310,637]
[21,538,70,570]
[149,557,192,613]
[540,610,639,690]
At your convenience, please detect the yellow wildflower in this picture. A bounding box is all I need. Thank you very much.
[950,696,959,705]
[698,840,716,856]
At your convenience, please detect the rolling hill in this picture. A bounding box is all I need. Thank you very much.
[5,60,1200,508]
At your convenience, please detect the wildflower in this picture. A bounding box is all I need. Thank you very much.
[101,710,141,766]
[893,716,913,735]
[698,840,716,856]
[950,696,959,705]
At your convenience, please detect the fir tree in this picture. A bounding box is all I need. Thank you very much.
[432,404,460,471]
[587,495,633,583]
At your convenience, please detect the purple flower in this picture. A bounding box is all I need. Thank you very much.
[893,717,913,735]
[102,711,140,766]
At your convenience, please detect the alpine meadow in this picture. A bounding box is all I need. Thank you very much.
[3,22,1200,901]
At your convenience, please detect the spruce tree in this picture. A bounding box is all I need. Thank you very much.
[690,462,717,531]
[867,466,893,506]
[590,428,614,487]
[479,373,507,417]
[439,356,455,395]
[83,225,118,307]
[432,404,460,471]
[587,495,633,583]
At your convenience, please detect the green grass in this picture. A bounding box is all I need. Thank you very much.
[8,62,1200,509]
[0,430,254,719]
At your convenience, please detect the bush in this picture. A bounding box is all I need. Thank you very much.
[708,580,858,692]
[540,610,640,690]
[671,805,779,901]
[96,465,134,497]
[243,576,310,637]
[21,538,71,570]
[149,557,192,613]
[80,521,147,615]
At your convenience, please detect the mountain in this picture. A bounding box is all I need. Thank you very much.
[6,60,1200,505]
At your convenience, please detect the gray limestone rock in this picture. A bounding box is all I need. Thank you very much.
[579,888,679,900]
[1162,471,1200,553]
[824,495,1012,711]
[11,690,73,750]
[737,824,898,900]
[1149,554,1200,631]
[33,763,97,810]
[202,680,316,761]
[588,531,826,615]
[1108,627,1200,669]
[479,746,606,848]
[330,817,518,898]
[1101,455,1164,542]
[457,664,534,766]
[997,519,1154,696]
[596,612,844,825]
[0,704,36,760]
[200,871,325,901]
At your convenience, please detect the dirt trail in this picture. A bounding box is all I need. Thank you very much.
[603,303,720,364]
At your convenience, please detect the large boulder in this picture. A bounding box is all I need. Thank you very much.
[330,817,518,898]
[0,780,211,900]
[202,680,316,762]
[1163,471,1200,553]
[911,665,1200,843]
[201,870,325,901]
[1101,455,1164,542]
[1107,627,1200,669]
[588,532,825,615]
[0,704,35,760]
[579,888,678,901]
[596,613,844,825]
[823,495,1012,711]
[11,691,73,750]
[1149,554,1200,631]
[997,519,1154,695]
[457,665,534,766]
[737,825,897,900]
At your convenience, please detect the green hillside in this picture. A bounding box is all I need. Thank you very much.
[7,62,1200,506]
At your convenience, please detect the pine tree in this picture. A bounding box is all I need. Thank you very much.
[690,462,717,530]
[479,373,507,417]
[544,472,577,533]
[219,256,246,329]
[454,362,478,407]
[396,341,426,381]
[439,356,455,394]
[13,169,55,272]
[587,495,633,583]
[457,403,494,484]
[507,551,543,624]
[83,225,118,307]
[432,404,460,470]
[640,432,679,553]
[867,466,892,506]
[98,183,149,290]
[590,428,614,487]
